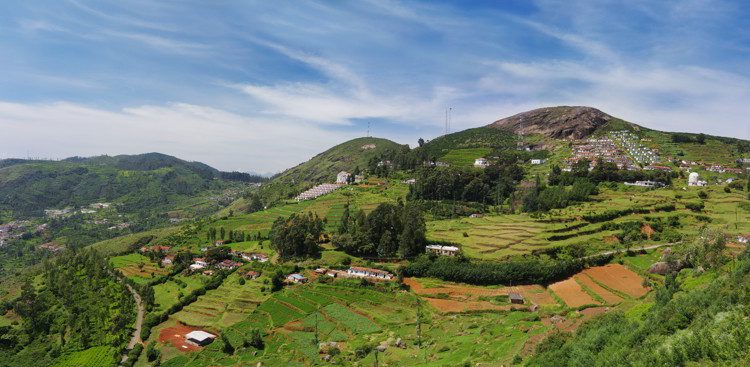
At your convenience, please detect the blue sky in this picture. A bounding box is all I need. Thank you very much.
[1,0,749,173]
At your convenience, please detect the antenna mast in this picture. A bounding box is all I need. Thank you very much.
[367,121,371,137]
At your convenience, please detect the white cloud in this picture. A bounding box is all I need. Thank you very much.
[0,101,360,173]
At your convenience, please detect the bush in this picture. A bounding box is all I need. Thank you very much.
[698,190,708,199]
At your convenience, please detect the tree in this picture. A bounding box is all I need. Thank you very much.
[245,192,264,213]
[222,333,235,355]
[248,329,264,349]
[271,270,285,292]
[678,227,727,270]
[219,227,226,240]
[269,212,324,259]
[398,204,426,258]
[418,138,425,147]
[377,230,397,258]
[146,342,160,362]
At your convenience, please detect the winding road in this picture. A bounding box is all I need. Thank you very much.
[119,283,145,365]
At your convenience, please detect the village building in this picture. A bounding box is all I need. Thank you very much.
[336,171,350,184]
[508,292,525,305]
[186,330,216,346]
[737,235,749,244]
[624,180,662,188]
[161,255,174,266]
[354,174,365,183]
[190,258,208,271]
[474,158,489,168]
[426,244,460,256]
[530,158,545,165]
[688,172,707,187]
[314,268,328,275]
[644,165,672,172]
[469,213,484,218]
[244,270,260,279]
[346,266,394,280]
[241,252,269,262]
[403,178,416,185]
[217,259,242,270]
[287,273,307,284]
[202,270,215,276]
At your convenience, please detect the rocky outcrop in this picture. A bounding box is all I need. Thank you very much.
[489,106,613,140]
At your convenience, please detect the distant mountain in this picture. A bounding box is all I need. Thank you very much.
[0,153,261,218]
[261,137,406,203]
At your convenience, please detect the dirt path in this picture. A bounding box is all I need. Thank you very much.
[119,283,145,365]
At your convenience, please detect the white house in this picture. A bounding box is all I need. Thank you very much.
[336,171,350,184]
[426,245,460,256]
[737,235,749,244]
[474,158,488,168]
[530,159,545,165]
[287,273,307,284]
[688,172,707,187]
[186,330,216,346]
[346,267,394,280]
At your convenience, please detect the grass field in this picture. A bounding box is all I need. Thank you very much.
[110,253,169,283]
[439,147,492,167]
[52,346,116,367]
[152,275,206,313]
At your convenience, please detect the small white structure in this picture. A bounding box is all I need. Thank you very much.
[186,330,216,346]
[688,172,707,187]
[346,267,394,280]
[426,245,460,256]
[403,178,416,185]
[474,158,489,168]
[737,235,749,244]
[336,171,350,184]
[287,273,307,284]
[530,159,545,165]
[624,181,661,188]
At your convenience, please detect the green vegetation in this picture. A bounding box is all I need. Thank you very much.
[0,251,135,367]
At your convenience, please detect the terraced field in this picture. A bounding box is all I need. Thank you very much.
[171,271,267,329]
[426,214,548,258]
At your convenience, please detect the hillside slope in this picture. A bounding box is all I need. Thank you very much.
[0,153,259,219]
[260,137,406,202]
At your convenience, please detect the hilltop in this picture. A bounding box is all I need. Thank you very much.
[260,137,406,203]
[489,106,619,140]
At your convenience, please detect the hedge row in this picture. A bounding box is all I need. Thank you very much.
[400,254,613,286]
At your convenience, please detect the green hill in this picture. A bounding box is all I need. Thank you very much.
[0,153,262,219]
[260,137,406,203]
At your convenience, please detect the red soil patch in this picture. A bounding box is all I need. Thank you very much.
[549,278,598,307]
[158,324,206,352]
[582,264,649,298]
[641,224,655,240]
[574,274,622,304]
[424,298,511,313]
[603,235,621,244]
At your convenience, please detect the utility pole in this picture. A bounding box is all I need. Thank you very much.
[367,121,371,137]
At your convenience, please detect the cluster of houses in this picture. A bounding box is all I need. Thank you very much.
[0,221,24,247]
[610,130,660,164]
[566,137,637,171]
[286,266,396,284]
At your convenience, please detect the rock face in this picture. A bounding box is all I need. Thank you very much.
[489,106,613,140]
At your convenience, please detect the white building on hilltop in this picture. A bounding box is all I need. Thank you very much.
[336,171,350,184]
[426,245,460,256]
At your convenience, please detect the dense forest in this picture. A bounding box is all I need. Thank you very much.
[0,250,135,367]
